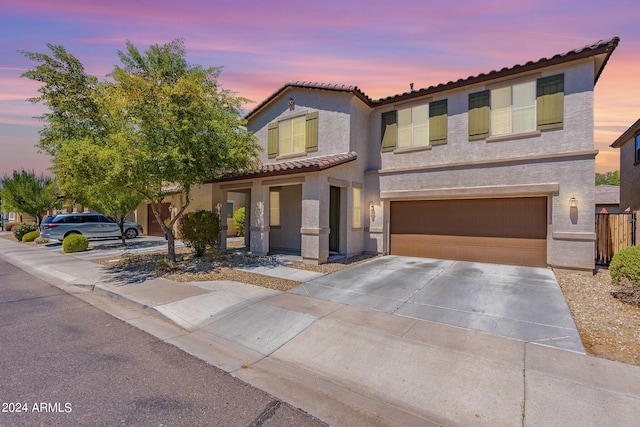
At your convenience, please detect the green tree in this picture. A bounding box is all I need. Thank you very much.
[595,170,620,186]
[0,170,58,225]
[22,39,261,262]
[54,141,144,247]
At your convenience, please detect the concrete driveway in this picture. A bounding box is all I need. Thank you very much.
[290,255,584,352]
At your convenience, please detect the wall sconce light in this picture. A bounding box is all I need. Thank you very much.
[288,98,295,110]
[569,195,578,208]
[369,201,376,222]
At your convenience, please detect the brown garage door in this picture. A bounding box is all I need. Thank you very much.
[390,197,547,267]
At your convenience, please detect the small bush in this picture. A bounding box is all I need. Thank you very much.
[34,237,49,244]
[62,234,89,253]
[610,245,640,284]
[233,207,245,237]
[3,221,17,232]
[178,210,220,256]
[610,245,640,306]
[22,230,40,242]
[13,222,38,242]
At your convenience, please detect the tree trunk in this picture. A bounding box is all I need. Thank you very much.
[166,231,176,263]
[117,218,127,247]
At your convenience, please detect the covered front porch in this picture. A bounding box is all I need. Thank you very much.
[210,152,359,264]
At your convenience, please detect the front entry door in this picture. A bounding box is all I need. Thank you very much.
[329,186,340,253]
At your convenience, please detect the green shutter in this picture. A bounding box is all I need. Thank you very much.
[468,91,490,140]
[268,122,278,158]
[305,111,319,152]
[429,99,448,145]
[537,74,564,130]
[381,110,397,152]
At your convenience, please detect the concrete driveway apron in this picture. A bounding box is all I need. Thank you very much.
[290,255,584,352]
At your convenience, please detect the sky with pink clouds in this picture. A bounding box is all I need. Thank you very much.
[0,0,638,177]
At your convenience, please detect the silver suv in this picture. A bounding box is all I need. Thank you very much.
[40,213,143,241]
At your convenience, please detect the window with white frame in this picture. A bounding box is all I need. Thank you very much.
[490,81,536,136]
[397,104,429,148]
[269,189,280,226]
[278,116,306,156]
[352,187,361,228]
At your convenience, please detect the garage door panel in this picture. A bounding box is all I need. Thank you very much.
[390,197,547,267]
[390,198,546,239]
[391,234,547,267]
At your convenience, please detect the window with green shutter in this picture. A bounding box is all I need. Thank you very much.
[381,110,397,152]
[381,100,448,151]
[305,111,318,152]
[468,73,565,141]
[468,90,490,140]
[268,111,319,158]
[429,99,448,145]
[537,74,564,130]
[268,122,278,158]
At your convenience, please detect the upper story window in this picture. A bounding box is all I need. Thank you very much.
[490,81,536,136]
[268,112,318,159]
[381,99,448,152]
[468,73,564,140]
[635,135,640,164]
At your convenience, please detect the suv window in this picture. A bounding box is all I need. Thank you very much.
[82,215,102,223]
[54,215,82,224]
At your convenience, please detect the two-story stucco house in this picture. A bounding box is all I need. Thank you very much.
[202,37,619,271]
[611,118,640,211]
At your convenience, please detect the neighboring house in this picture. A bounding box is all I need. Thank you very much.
[595,185,620,213]
[154,37,620,271]
[611,118,640,211]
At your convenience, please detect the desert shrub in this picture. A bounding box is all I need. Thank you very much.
[22,230,40,242]
[610,245,640,306]
[178,210,220,256]
[3,221,17,232]
[62,234,89,253]
[233,207,245,237]
[34,237,49,244]
[610,245,640,284]
[13,222,38,242]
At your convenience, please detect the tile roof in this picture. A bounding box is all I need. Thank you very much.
[375,37,619,105]
[209,151,358,183]
[245,37,619,119]
[595,185,620,205]
[245,82,373,120]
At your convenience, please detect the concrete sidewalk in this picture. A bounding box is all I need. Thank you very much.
[1,236,640,426]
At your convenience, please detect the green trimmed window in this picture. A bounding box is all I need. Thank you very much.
[267,112,319,158]
[468,73,564,140]
[380,99,448,151]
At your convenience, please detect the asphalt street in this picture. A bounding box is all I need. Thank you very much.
[0,258,326,427]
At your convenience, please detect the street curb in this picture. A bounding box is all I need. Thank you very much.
[92,284,180,327]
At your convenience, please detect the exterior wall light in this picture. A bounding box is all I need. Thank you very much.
[569,195,578,208]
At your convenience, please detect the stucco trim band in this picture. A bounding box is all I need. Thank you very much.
[300,227,330,235]
[381,183,560,200]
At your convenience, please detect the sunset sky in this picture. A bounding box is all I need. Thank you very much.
[1,0,638,177]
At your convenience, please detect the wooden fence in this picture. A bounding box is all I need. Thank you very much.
[595,212,637,265]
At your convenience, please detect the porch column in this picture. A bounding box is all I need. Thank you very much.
[212,186,227,251]
[301,175,329,264]
[250,183,269,256]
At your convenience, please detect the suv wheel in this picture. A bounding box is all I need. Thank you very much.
[124,228,138,239]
